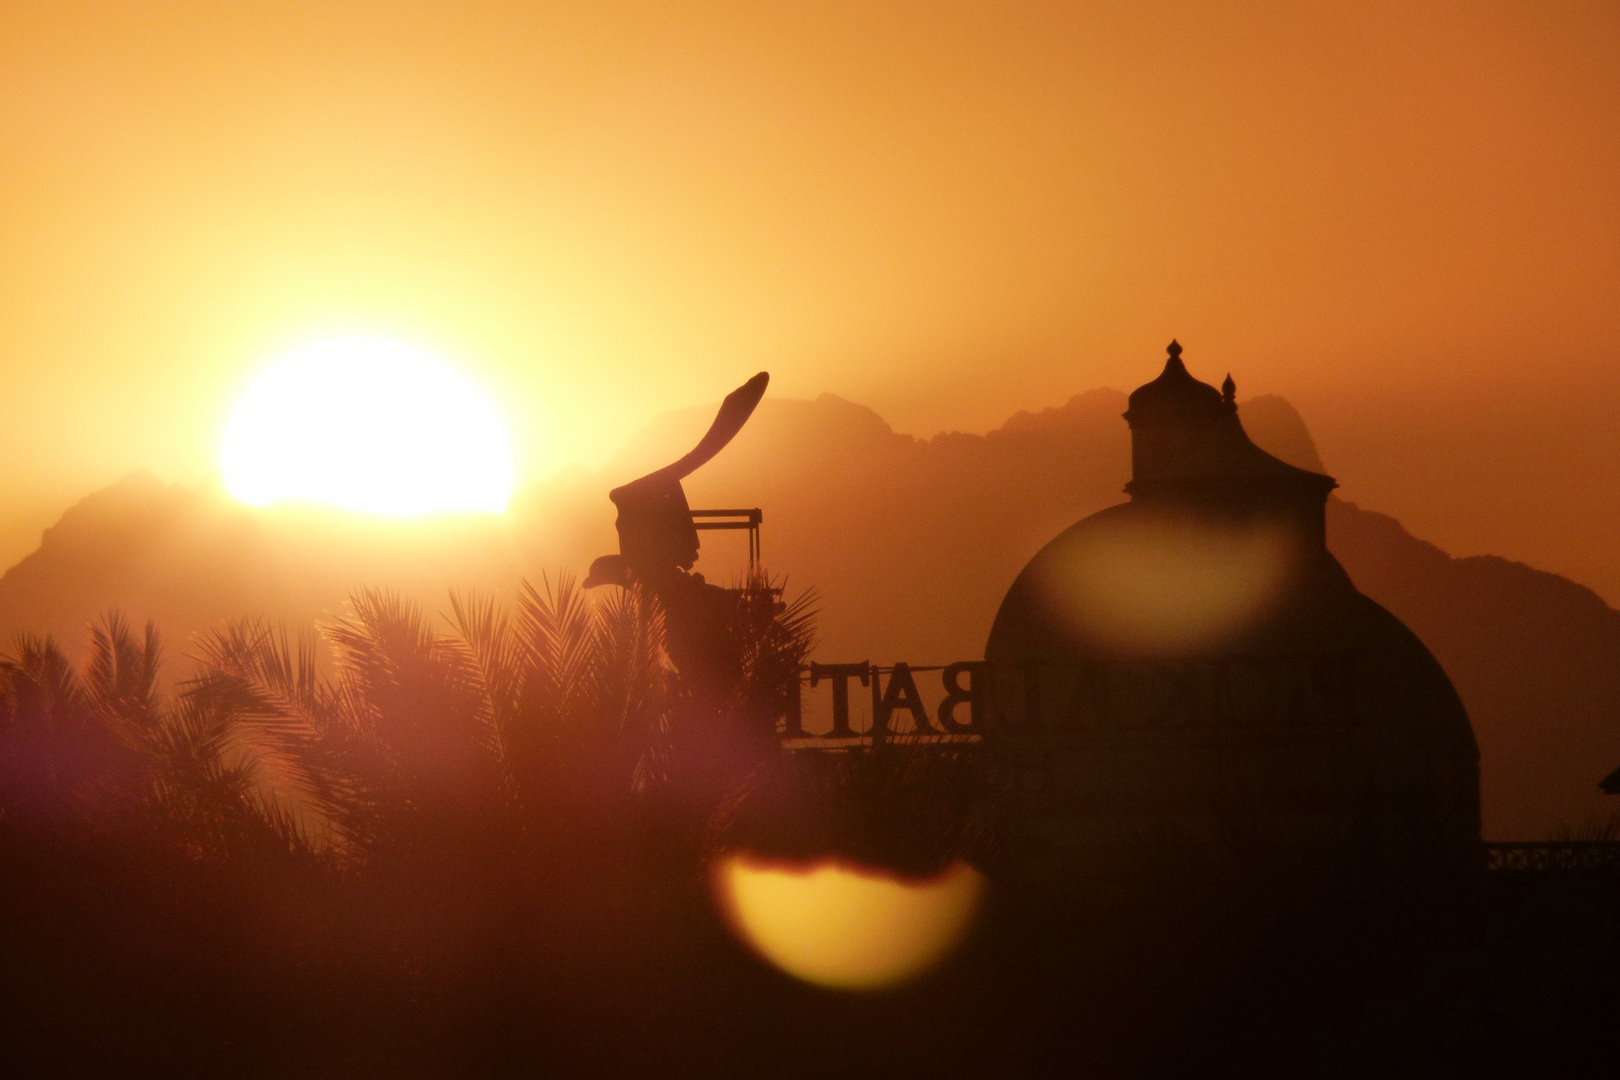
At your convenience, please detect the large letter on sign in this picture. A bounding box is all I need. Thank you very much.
[783,667,805,737]
[938,662,985,733]
[875,662,934,736]
[810,662,870,738]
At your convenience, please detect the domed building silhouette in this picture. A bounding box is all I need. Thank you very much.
[984,342,1479,857]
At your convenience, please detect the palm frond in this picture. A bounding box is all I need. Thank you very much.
[186,616,361,855]
[320,588,508,856]
[84,611,165,742]
[514,572,598,723]
[445,589,520,768]
[143,691,318,861]
[1,632,88,730]
[0,632,113,824]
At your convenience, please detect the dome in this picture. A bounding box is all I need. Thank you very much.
[983,343,1479,852]
[1124,339,1224,419]
[1122,341,1337,508]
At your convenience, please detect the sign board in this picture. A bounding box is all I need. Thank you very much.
[787,655,1362,744]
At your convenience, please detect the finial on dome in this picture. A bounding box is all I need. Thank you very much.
[1222,374,1236,403]
[1161,339,1188,376]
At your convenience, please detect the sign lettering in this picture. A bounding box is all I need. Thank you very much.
[787,656,1359,741]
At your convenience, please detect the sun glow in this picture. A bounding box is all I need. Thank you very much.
[222,335,515,514]
[713,856,985,991]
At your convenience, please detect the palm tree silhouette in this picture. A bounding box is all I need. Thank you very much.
[1,572,815,870]
[0,613,308,857]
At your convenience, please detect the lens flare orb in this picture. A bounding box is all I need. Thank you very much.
[1034,513,1295,653]
[222,335,514,514]
[713,855,985,991]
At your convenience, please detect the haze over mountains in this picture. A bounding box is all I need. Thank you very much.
[2,389,1616,841]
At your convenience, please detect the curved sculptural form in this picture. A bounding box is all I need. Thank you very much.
[585,372,771,742]
[585,371,768,590]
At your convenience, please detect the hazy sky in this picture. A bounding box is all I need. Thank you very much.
[2,2,1617,598]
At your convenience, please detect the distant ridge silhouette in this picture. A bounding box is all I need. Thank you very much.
[1,390,1616,838]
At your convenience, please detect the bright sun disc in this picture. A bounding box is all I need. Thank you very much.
[222,335,514,514]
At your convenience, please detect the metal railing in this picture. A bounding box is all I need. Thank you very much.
[1483,842,1620,873]
[691,508,763,570]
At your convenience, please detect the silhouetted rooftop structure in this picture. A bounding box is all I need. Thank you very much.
[1124,339,1338,538]
[985,342,1480,860]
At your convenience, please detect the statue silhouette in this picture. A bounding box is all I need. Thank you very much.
[1601,765,1620,796]
[585,372,767,586]
[585,372,770,710]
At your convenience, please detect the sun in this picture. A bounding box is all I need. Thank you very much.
[222,335,515,515]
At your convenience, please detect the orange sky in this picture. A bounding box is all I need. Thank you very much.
[2,2,1617,599]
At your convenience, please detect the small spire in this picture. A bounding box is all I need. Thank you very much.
[1221,374,1236,403]
[1161,339,1188,376]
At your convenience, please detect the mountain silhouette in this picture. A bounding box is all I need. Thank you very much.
[2,391,1615,839]
[0,471,542,663]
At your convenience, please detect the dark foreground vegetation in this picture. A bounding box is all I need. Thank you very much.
[2,582,1618,1077]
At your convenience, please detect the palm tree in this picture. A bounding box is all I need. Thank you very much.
[1,630,109,831]
[2,571,815,872]
[190,571,812,864]
[444,574,676,827]
[0,613,308,859]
